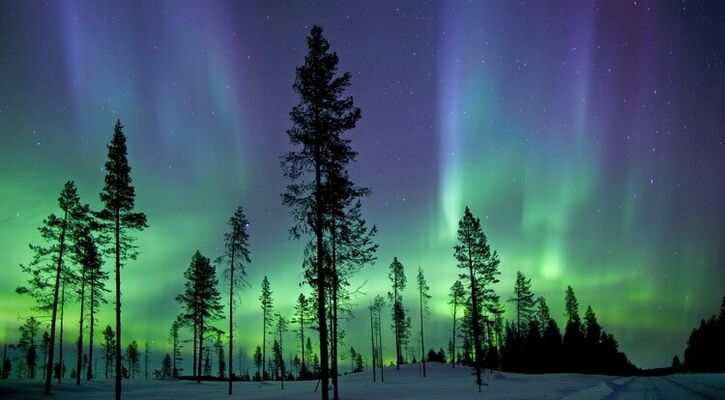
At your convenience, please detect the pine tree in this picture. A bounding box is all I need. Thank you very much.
[453,206,501,392]
[508,271,535,335]
[143,341,150,380]
[387,257,408,369]
[175,251,224,383]
[16,182,86,393]
[97,120,148,400]
[102,325,115,379]
[448,280,465,368]
[83,224,107,381]
[169,319,183,378]
[281,25,362,400]
[292,293,310,377]
[563,286,583,371]
[253,346,262,381]
[161,354,172,379]
[372,295,385,382]
[259,276,273,380]
[16,316,40,379]
[274,313,288,388]
[125,340,139,380]
[417,268,431,377]
[72,223,101,385]
[40,332,50,376]
[218,206,251,393]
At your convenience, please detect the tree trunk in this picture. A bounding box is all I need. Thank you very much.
[114,211,122,400]
[87,277,95,380]
[452,303,457,368]
[59,281,66,383]
[228,250,235,395]
[197,318,204,383]
[370,304,375,382]
[419,285,425,377]
[44,210,68,394]
[331,218,339,400]
[314,161,329,400]
[76,265,86,385]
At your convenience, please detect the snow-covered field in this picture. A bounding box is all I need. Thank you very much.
[2,363,724,399]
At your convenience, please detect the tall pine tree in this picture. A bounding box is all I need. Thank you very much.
[508,271,535,335]
[448,280,465,368]
[453,206,500,392]
[259,276,273,380]
[281,25,362,400]
[417,267,431,377]
[97,120,148,400]
[218,206,251,394]
[387,257,408,369]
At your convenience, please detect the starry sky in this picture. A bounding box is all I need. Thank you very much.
[1,1,724,370]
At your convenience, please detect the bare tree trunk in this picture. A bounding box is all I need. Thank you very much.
[76,265,87,385]
[369,303,375,382]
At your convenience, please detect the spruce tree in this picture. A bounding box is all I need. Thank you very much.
[218,206,251,393]
[16,316,40,379]
[102,325,115,379]
[453,206,500,392]
[169,319,183,377]
[126,340,139,380]
[175,251,224,383]
[563,286,583,371]
[292,293,310,377]
[275,313,288,389]
[259,276,273,380]
[417,267,431,377]
[387,257,408,369]
[448,280,465,368]
[98,120,148,400]
[281,25,362,400]
[508,271,535,335]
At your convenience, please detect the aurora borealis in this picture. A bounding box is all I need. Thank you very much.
[1,0,723,371]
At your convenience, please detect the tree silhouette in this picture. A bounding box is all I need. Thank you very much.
[176,251,224,383]
[683,295,725,371]
[169,319,183,378]
[274,313,288,388]
[508,271,535,335]
[125,340,139,380]
[562,286,583,371]
[253,345,262,381]
[417,267,431,377]
[387,257,409,369]
[448,280,465,368]
[292,293,311,378]
[259,276,273,380]
[16,316,40,379]
[16,181,86,393]
[453,207,500,391]
[218,206,251,393]
[97,120,148,400]
[281,25,362,400]
[102,325,115,379]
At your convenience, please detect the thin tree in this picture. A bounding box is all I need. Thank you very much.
[169,319,183,378]
[417,267,431,377]
[372,295,385,382]
[97,119,148,400]
[508,271,536,335]
[218,206,251,394]
[281,25,362,400]
[453,206,501,392]
[143,341,150,380]
[369,300,376,382]
[259,276,273,380]
[126,340,139,379]
[292,293,310,377]
[449,280,465,368]
[73,224,100,385]
[387,257,408,369]
[275,313,288,388]
[84,226,107,381]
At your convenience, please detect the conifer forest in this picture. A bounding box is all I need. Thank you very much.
[1,1,724,399]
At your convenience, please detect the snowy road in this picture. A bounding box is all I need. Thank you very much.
[2,364,724,399]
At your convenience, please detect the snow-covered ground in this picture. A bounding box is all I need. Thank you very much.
[2,363,724,399]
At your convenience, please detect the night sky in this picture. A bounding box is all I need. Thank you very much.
[1,1,724,370]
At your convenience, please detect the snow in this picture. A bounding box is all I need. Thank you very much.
[2,363,724,399]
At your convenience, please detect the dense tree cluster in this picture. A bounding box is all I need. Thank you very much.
[682,296,725,371]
